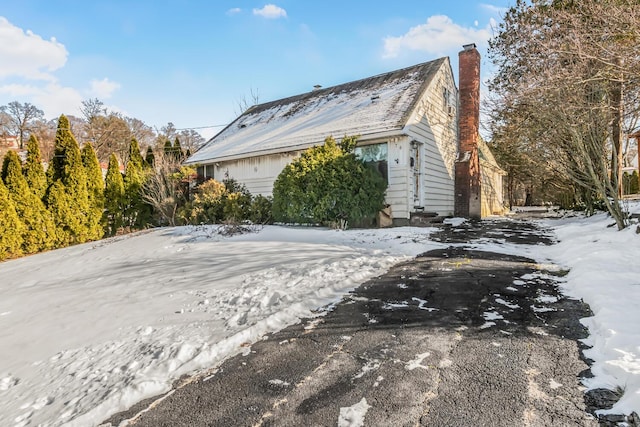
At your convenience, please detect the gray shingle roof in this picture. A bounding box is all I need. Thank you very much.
[187,57,447,164]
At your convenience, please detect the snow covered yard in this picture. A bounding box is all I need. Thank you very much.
[534,204,640,418]
[1,204,639,426]
[0,225,441,426]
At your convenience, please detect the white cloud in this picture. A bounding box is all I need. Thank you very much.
[0,83,40,97]
[89,78,121,99]
[35,83,84,117]
[227,8,242,16]
[253,4,287,19]
[0,16,68,81]
[382,15,492,59]
[0,82,83,118]
[0,18,121,120]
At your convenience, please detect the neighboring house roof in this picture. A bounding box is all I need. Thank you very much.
[478,138,507,176]
[186,57,448,164]
[0,135,19,149]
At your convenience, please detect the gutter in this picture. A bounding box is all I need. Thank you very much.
[184,129,407,165]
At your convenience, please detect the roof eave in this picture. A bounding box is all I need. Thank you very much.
[184,129,408,165]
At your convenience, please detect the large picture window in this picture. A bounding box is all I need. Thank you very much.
[355,143,388,183]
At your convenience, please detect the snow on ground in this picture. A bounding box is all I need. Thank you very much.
[1,204,640,426]
[532,201,640,417]
[472,202,640,417]
[338,398,371,427]
[0,225,441,427]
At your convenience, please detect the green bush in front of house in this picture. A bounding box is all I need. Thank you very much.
[221,178,253,222]
[178,178,272,225]
[272,135,386,229]
[249,194,273,224]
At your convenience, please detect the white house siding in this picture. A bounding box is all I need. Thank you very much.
[204,137,414,222]
[187,57,459,223]
[480,159,506,217]
[204,152,301,197]
[404,61,458,216]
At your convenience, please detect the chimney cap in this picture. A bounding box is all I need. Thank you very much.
[462,43,477,51]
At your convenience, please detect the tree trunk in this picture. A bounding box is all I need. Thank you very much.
[610,75,623,198]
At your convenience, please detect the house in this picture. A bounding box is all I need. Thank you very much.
[626,130,640,175]
[186,44,503,224]
[0,135,24,163]
[479,138,507,216]
[0,135,19,150]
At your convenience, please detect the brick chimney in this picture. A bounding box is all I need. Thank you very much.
[454,43,481,219]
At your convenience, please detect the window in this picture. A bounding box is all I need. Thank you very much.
[355,143,388,183]
[443,86,455,116]
[443,87,454,108]
[196,165,205,184]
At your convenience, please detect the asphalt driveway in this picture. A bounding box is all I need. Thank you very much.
[103,219,599,426]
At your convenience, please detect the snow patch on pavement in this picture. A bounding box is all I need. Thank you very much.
[338,397,371,427]
[405,352,431,371]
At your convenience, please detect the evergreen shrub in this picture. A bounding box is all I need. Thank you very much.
[272,135,386,228]
[179,178,270,225]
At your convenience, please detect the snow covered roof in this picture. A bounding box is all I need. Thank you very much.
[186,57,448,164]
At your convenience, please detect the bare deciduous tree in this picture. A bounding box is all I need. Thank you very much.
[176,129,205,153]
[80,98,136,163]
[0,101,44,149]
[141,151,194,226]
[80,98,158,164]
[488,0,640,229]
[234,87,260,117]
[155,122,205,157]
[30,118,57,161]
[126,117,155,149]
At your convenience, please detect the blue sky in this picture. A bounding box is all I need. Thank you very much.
[0,1,511,139]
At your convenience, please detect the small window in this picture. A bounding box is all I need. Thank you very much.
[355,143,388,183]
[443,87,453,108]
[196,166,205,183]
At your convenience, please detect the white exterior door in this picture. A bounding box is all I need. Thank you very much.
[411,142,423,207]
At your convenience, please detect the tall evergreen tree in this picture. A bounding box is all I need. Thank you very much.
[144,146,155,167]
[81,143,105,240]
[163,139,173,156]
[0,179,24,260]
[46,181,78,246]
[23,135,47,199]
[2,150,55,253]
[128,137,145,167]
[123,138,150,228]
[46,114,91,244]
[104,153,125,236]
[173,137,184,161]
[48,115,72,183]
